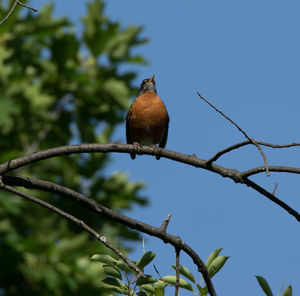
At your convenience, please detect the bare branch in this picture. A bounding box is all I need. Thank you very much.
[159,214,172,233]
[197,92,270,175]
[257,141,300,149]
[272,183,278,195]
[207,141,250,164]
[1,175,217,296]
[17,1,38,12]
[0,0,18,25]
[0,178,145,279]
[175,248,180,296]
[208,140,300,164]
[242,166,300,178]
[244,178,300,221]
[1,143,300,223]
[0,0,37,26]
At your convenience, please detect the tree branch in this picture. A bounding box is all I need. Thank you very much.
[175,248,180,296]
[207,140,300,164]
[197,92,270,175]
[242,166,300,178]
[244,178,300,221]
[0,177,145,279]
[0,143,300,223]
[0,0,37,26]
[272,183,278,195]
[1,175,217,296]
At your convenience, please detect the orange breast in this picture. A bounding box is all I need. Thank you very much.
[128,92,168,144]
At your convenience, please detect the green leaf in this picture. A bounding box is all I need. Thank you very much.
[171,264,196,283]
[140,283,155,293]
[103,265,122,280]
[115,260,131,272]
[197,284,208,296]
[155,287,165,296]
[137,251,156,269]
[137,291,148,296]
[0,98,21,133]
[100,277,124,294]
[207,256,229,278]
[161,276,194,292]
[155,280,167,289]
[90,254,117,265]
[255,275,274,296]
[206,248,223,268]
[282,285,292,296]
[136,275,157,286]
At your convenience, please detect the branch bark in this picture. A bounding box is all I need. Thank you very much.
[207,140,300,164]
[1,175,217,296]
[175,248,180,296]
[0,178,145,279]
[0,143,299,223]
[0,0,37,25]
[197,92,270,175]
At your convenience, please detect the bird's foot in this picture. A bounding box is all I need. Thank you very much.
[150,145,161,159]
[134,142,143,155]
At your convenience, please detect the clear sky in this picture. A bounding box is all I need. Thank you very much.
[30,1,300,295]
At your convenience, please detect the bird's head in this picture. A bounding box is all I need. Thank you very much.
[138,75,157,95]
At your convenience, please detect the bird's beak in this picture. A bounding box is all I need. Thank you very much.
[147,75,155,84]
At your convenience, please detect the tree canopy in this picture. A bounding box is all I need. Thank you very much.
[0,1,148,295]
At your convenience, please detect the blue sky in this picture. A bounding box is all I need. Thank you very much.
[30,1,300,295]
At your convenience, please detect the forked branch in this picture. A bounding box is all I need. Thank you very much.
[1,175,216,296]
[197,92,270,175]
[0,0,37,25]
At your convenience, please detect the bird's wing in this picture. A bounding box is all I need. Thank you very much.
[126,107,133,144]
[159,112,170,148]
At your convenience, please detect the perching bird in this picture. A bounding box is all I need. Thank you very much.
[126,75,169,160]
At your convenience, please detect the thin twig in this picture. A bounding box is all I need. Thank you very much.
[17,1,38,12]
[0,179,145,279]
[153,265,163,279]
[0,0,18,25]
[0,0,37,26]
[197,92,270,176]
[208,140,300,164]
[175,248,180,296]
[272,183,278,195]
[1,175,217,296]
[244,178,300,221]
[242,166,300,178]
[159,214,172,233]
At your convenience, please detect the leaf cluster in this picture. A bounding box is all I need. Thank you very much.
[91,248,229,295]
[0,1,148,295]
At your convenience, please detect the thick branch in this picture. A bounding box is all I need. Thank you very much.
[0,143,300,223]
[0,178,145,278]
[0,143,246,183]
[1,175,217,296]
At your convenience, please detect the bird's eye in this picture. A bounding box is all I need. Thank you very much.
[141,79,148,87]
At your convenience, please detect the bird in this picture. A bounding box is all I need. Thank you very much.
[126,75,169,160]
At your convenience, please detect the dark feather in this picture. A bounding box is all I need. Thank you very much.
[126,108,136,159]
[157,112,170,160]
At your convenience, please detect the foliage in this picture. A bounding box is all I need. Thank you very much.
[91,248,229,295]
[255,275,292,296]
[0,0,148,295]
